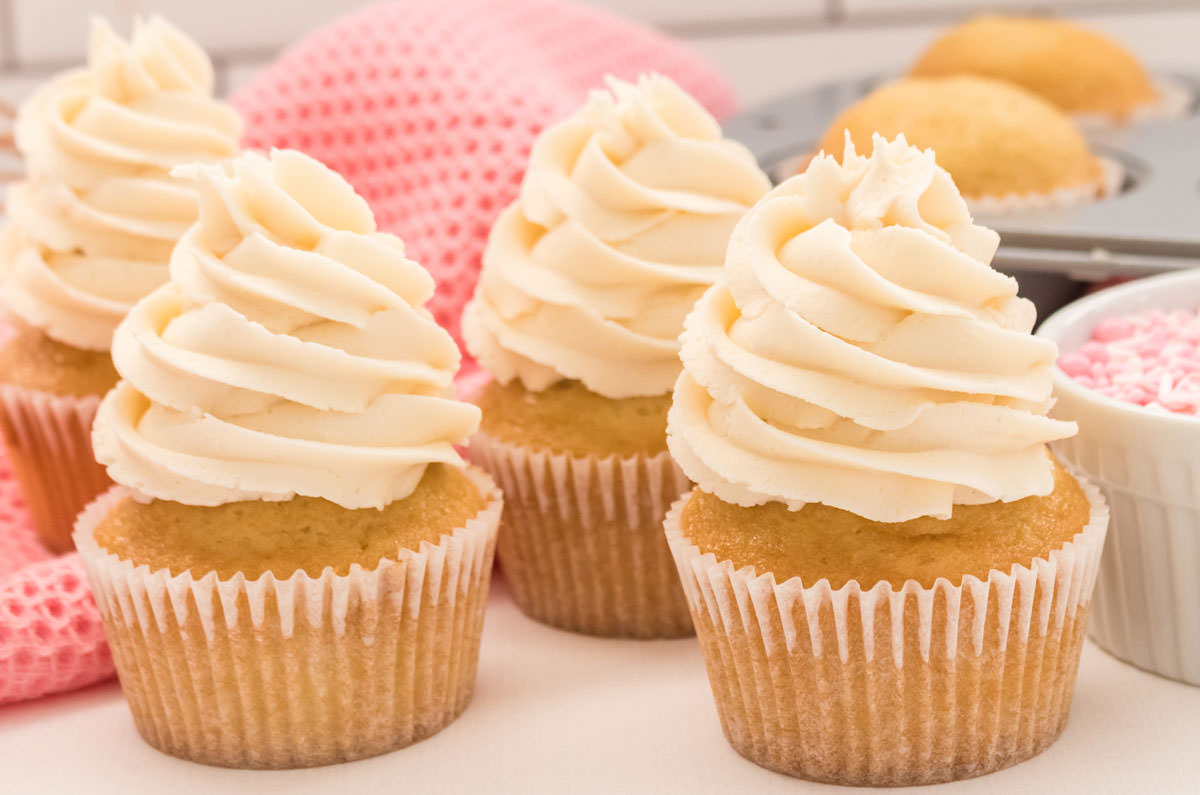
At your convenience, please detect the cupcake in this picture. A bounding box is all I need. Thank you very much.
[816,76,1110,212]
[665,134,1109,785]
[911,16,1162,123]
[462,74,771,638]
[75,149,501,768]
[0,17,241,552]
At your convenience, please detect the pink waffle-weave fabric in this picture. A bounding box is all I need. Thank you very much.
[0,0,734,705]
[232,0,737,373]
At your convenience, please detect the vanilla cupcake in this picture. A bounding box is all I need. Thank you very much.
[666,135,1108,785]
[75,149,501,768]
[462,74,771,638]
[0,17,241,552]
[816,76,1109,212]
[912,16,1163,123]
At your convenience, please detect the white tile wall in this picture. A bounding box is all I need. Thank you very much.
[11,0,132,63]
[841,0,1102,17]
[692,24,943,106]
[0,0,1197,111]
[134,0,373,55]
[594,0,824,26]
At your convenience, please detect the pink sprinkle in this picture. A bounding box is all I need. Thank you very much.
[1078,342,1110,363]
[1093,317,1135,342]
[1061,305,1200,416]
[1058,352,1091,377]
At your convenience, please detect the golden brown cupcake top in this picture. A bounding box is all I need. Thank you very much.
[477,378,669,458]
[0,318,119,398]
[682,458,1090,589]
[92,463,487,579]
[817,76,1102,200]
[911,16,1158,121]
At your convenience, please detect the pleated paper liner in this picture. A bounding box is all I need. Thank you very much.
[0,383,110,553]
[73,467,502,769]
[469,431,693,639]
[966,157,1124,216]
[664,475,1109,787]
[1074,74,1195,132]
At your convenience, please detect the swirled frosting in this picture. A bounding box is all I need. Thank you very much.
[92,149,481,509]
[668,134,1077,523]
[1,16,242,351]
[462,74,771,399]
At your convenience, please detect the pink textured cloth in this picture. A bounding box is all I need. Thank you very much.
[0,461,112,704]
[232,0,737,371]
[0,0,734,705]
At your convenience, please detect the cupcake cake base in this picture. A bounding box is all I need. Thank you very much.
[0,322,119,553]
[470,431,693,639]
[74,466,503,769]
[664,471,1108,786]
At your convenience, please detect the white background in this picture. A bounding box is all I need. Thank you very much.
[0,1,1197,106]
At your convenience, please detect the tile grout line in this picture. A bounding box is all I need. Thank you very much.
[658,0,1200,39]
[0,0,1196,76]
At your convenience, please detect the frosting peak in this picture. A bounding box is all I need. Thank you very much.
[462,74,771,399]
[93,149,480,509]
[668,134,1077,523]
[1,16,242,351]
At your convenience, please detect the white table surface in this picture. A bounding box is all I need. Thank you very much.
[1,578,1197,795]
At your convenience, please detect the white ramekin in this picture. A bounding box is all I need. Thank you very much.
[1037,269,1200,686]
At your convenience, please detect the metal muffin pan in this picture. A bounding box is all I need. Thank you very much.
[723,74,1200,282]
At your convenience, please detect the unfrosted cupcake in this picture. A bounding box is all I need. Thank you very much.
[75,149,501,768]
[911,16,1163,124]
[816,76,1109,213]
[462,74,771,638]
[666,134,1108,785]
[0,17,241,552]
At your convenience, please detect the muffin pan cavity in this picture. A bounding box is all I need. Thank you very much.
[726,73,1200,282]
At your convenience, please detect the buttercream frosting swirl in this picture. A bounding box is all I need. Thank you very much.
[462,74,771,399]
[668,134,1077,523]
[1,16,242,351]
[93,149,481,509]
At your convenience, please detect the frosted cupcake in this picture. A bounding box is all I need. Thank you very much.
[75,149,501,768]
[666,135,1108,785]
[911,16,1166,124]
[0,17,241,552]
[462,74,771,638]
[816,76,1110,213]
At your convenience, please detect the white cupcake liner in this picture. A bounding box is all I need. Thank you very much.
[967,157,1124,216]
[73,467,502,769]
[0,382,109,553]
[1074,74,1195,131]
[664,474,1108,786]
[469,431,693,638]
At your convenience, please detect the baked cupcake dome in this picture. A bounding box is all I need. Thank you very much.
[817,76,1102,200]
[911,16,1158,121]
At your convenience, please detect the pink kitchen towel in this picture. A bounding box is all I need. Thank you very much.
[232,0,737,371]
[0,0,735,705]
